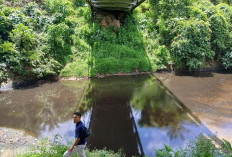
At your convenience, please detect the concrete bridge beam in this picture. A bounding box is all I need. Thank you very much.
[86,0,145,11]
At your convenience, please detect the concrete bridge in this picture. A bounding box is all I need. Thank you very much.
[85,0,146,11]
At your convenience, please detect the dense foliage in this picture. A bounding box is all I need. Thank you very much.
[0,0,76,83]
[0,0,232,83]
[148,0,232,70]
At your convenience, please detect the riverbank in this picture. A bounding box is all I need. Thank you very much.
[0,128,38,157]
[1,130,231,157]
[0,127,123,157]
[0,69,229,91]
[0,72,153,90]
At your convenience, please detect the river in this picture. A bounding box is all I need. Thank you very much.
[0,73,231,156]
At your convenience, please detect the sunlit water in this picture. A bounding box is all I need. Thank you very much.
[0,75,216,156]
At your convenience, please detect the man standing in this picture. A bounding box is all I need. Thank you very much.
[63,112,87,157]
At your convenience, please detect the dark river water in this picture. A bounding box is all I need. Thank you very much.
[0,75,215,156]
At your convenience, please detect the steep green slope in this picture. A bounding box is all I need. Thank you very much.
[60,11,153,77]
[0,0,232,84]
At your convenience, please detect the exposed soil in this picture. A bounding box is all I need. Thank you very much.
[0,127,38,157]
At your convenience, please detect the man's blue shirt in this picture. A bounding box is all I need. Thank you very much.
[75,121,87,145]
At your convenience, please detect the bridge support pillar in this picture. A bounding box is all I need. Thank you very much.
[93,9,127,28]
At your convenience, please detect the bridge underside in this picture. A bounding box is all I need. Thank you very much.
[86,0,145,11]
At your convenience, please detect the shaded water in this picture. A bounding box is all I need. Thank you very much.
[0,75,215,156]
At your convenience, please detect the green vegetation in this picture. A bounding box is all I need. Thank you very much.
[0,0,232,84]
[0,0,74,83]
[155,134,232,157]
[148,0,232,70]
[15,136,124,157]
[15,134,232,157]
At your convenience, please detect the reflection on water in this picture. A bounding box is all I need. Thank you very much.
[0,75,215,156]
[85,76,149,157]
[0,80,90,137]
[130,79,189,136]
[155,71,232,144]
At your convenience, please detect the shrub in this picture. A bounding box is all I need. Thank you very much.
[211,0,232,5]
[190,5,208,21]
[22,2,52,31]
[0,63,8,83]
[60,59,89,77]
[181,134,221,157]
[72,0,85,7]
[155,134,224,157]
[15,136,124,157]
[171,19,214,70]
[221,49,232,69]
[44,0,73,23]
[10,24,37,53]
[215,3,232,24]
[209,13,231,57]
[32,58,62,77]
[47,23,73,64]
[0,41,24,76]
[23,2,40,17]
[157,0,193,19]
[0,6,13,42]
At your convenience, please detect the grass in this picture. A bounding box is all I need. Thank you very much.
[14,135,124,157]
[14,134,232,157]
[61,8,153,77]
